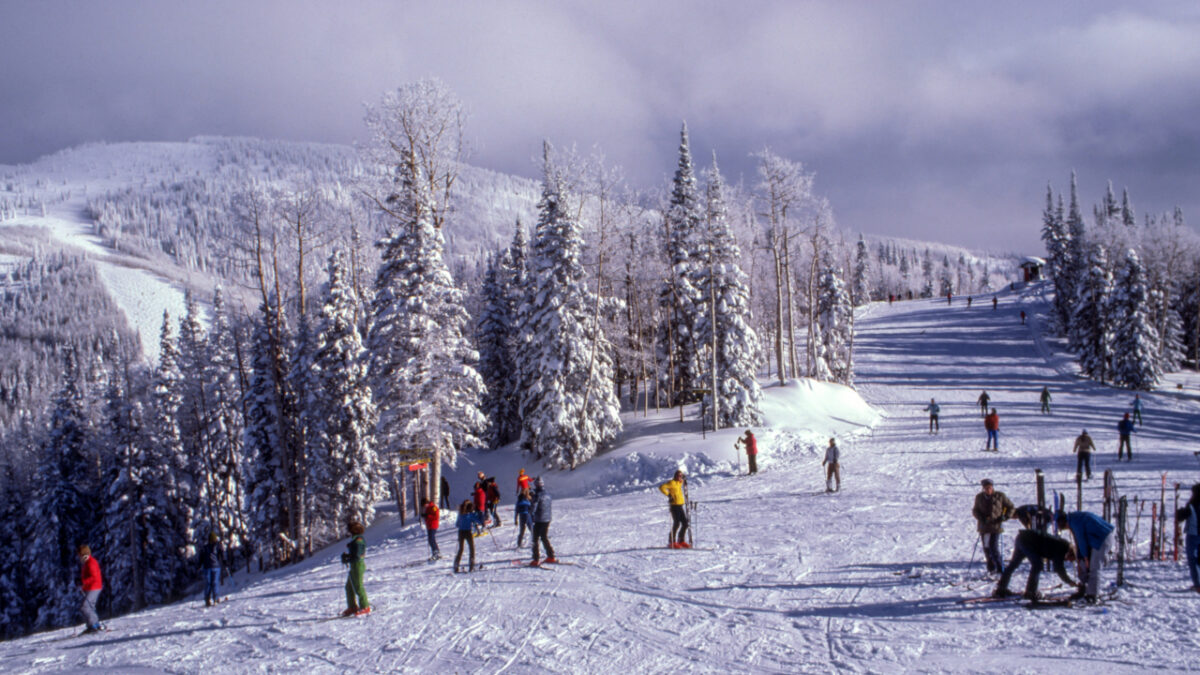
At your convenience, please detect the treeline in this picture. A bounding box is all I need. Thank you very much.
[1041,173,1200,388]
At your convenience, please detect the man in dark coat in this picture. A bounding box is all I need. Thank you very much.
[993,507,1078,600]
[530,477,556,565]
[973,479,1015,574]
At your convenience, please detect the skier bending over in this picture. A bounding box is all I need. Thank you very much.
[201,532,222,607]
[1117,412,1136,461]
[1056,510,1115,603]
[422,498,441,561]
[530,477,556,566]
[1039,386,1052,414]
[823,438,841,493]
[972,479,1015,574]
[984,408,1000,451]
[341,521,370,616]
[660,470,690,549]
[923,399,940,434]
[993,506,1078,601]
[1175,483,1200,593]
[77,545,105,633]
[454,500,483,573]
[977,390,990,418]
[1072,429,1095,481]
[515,488,533,548]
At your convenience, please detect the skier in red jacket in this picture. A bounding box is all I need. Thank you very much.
[473,482,489,526]
[77,544,104,633]
[984,408,1000,451]
[422,498,441,561]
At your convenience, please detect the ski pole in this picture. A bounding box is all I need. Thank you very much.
[966,534,980,576]
[487,526,501,552]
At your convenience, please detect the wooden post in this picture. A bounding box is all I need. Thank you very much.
[1174,483,1181,562]
[399,463,408,527]
[1075,471,1083,512]
[1150,502,1158,560]
[1116,496,1127,586]
[1035,469,1045,510]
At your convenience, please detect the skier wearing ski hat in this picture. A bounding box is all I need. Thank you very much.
[973,479,1015,575]
[77,544,105,633]
[1056,510,1115,603]
[993,507,1079,601]
[341,521,370,616]
[738,430,759,475]
[659,470,690,548]
[530,476,556,565]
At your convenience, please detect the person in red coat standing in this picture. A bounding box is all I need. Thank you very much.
[984,408,1000,451]
[422,498,441,561]
[473,482,489,526]
[77,544,104,633]
[738,430,759,475]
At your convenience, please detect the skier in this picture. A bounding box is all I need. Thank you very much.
[1039,386,1052,414]
[984,408,1000,451]
[947,292,953,305]
[341,521,370,616]
[737,429,759,475]
[923,398,940,434]
[530,477,556,565]
[977,390,991,418]
[1174,483,1200,593]
[992,296,998,310]
[1056,510,1115,603]
[473,481,489,524]
[453,500,483,573]
[1020,310,1026,325]
[1117,412,1136,461]
[967,295,973,308]
[1072,429,1095,481]
[201,532,222,607]
[516,468,532,496]
[76,544,104,633]
[1131,394,1144,426]
[993,507,1079,601]
[485,478,502,528]
[422,498,441,560]
[822,437,841,493]
[440,475,451,509]
[972,479,1015,575]
[515,488,533,548]
[659,470,690,549]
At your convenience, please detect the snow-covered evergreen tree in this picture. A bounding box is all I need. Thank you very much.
[938,256,953,297]
[1040,184,1071,327]
[658,122,705,404]
[1111,249,1162,389]
[1070,244,1114,383]
[517,144,623,468]
[0,465,26,637]
[694,158,762,428]
[368,150,486,494]
[199,289,247,563]
[815,252,855,384]
[308,249,379,540]
[243,301,290,569]
[477,250,519,448]
[852,235,871,306]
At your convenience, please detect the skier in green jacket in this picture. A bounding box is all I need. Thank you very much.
[342,521,371,616]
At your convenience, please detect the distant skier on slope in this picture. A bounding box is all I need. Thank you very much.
[923,398,940,434]
[530,477,557,565]
[201,532,222,607]
[977,391,990,418]
[422,498,441,561]
[984,408,1000,451]
[341,521,370,616]
[1056,510,1115,604]
[453,500,483,573]
[1039,386,1052,414]
[1131,394,1144,426]
[660,470,690,549]
[1174,483,1200,593]
[76,545,105,633]
[515,488,533,548]
[992,507,1078,601]
[440,475,451,509]
[1072,430,1095,481]
[1117,412,1136,461]
[967,296,973,308]
[823,438,841,493]
[973,479,1015,575]
[737,430,759,475]
[992,296,998,310]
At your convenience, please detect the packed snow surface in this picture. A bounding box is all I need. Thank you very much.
[6,286,1200,673]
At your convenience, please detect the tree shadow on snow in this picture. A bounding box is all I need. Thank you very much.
[785,596,973,620]
[60,621,275,650]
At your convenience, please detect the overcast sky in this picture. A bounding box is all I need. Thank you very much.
[3,1,1199,251]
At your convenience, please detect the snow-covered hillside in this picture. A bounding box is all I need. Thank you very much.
[6,284,1198,673]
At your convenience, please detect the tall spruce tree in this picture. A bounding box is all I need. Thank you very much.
[517,143,623,468]
[852,235,871,306]
[1070,244,1114,383]
[244,300,291,569]
[477,250,519,448]
[1111,249,1162,389]
[815,252,855,384]
[200,289,247,562]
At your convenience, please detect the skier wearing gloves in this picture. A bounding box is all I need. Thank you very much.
[972,479,1015,574]
[422,498,441,561]
[1174,483,1200,593]
[515,488,533,548]
[1117,412,1136,461]
[923,399,940,434]
[660,470,690,549]
[984,408,1000,451]
[1056,510,1115,603]
[530,477,556,566]
[341,521,370,616]
[1072,430,1095,481]
[77,545,105,633]
[737,430,759,475]
[993,507,1079,601]
[976,391,990,418]
[823,438,841,493]
[454,500,483,573]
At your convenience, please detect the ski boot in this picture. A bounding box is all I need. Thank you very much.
[355,606,372,616]
[341,607,357,617]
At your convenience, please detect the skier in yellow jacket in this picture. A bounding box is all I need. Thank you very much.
[659,470,690,549]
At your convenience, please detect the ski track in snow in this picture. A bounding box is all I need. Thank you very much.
[6,286,1200,673]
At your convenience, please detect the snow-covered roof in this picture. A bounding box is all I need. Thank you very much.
[1019,256,1046,267]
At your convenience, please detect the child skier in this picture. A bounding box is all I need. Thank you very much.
[454,500,483,573]
[823,438,841,493]
[530,477,556,565]
[515,488,533,548]
[77,545,104,633]
[422,498,441,561]
[659,470,690,548]
[923,399,940,434]
[201,532,222,607]
[341,521,370,616]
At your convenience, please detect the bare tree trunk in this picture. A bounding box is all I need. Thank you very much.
[772,244,785,385]
[783,229,799,378]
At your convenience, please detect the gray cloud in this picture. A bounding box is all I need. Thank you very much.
[2,1,1199,251]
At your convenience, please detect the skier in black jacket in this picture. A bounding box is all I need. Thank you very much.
[201,532,223,607]
[993,507,1079,600]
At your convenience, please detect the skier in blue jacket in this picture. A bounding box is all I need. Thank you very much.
[515,488,533,548]
[454,500,484,573]
[1056,510,1115,603]
[1175,483,1200,593]
[1117,412,1136,461]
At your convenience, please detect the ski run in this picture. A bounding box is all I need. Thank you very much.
[4,285,1200,673]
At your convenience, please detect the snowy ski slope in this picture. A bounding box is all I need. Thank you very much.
[4,285,1199,673]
